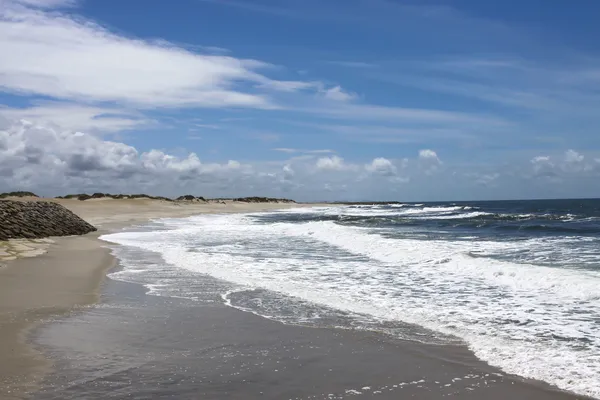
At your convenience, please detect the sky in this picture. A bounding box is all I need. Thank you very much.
[1,0,600,201]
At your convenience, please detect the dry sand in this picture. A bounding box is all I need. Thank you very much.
[0,198,318,399]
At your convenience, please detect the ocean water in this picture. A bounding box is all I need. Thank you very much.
[101,199,600,398]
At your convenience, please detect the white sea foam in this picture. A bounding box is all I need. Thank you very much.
[101,209,600,398]
[421,211,490,219]
[298,205,471,218]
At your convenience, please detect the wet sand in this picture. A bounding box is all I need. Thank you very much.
[0,234,114,399]
[32,278,581,399]
[0,198,589,399]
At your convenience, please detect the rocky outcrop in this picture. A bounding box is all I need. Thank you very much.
[0,200,97,241]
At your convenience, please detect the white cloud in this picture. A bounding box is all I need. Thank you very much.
[0,118,251,194]
[418,149,442,175]
[321,86,357,102]
[419,149,440,161]
[0,103,152,133]
[311,103,505,126]
[194,124,221,130]
[1,117,598,200]
[564,149,584,163]
[0,1,512,138]
[258,80,317,92]
[0,2,288,109]
[365,157,397,176]
[531,156,551,164]
[307,149,335,154]
[325,61,377,69]
[469,172,500,186]
[8,0,77,8]
[282,164,294,178]
[530,155,557,178]
[315,155,348,171]
[272,148,335,155]
[528,150,600,179]
[0,117,406,198]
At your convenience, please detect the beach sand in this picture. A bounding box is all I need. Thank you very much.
[0,198,314,399]
[0,198,586,399]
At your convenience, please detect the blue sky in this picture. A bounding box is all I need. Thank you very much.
[1,0,599,201]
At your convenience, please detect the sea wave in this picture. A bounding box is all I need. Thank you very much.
[101,204,600,398]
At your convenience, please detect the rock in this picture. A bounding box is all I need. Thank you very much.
[0,200,97,241]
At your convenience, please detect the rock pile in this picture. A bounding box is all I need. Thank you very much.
[0,200,97,241]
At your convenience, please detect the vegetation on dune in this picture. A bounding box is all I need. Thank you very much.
[56,193,175,201]
[0,191,39,198]
[0,191,295,203]
[233,197,296,203]
[176,195,206,201]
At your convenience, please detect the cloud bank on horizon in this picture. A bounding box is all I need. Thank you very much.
[1,0,599,200]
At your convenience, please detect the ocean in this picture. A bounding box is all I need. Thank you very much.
[101,199,600,398]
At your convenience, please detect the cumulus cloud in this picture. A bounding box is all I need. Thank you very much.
[529,150,600,179]
[282,164,294,178]
[530,156,557,178]
[0,118,407,198]
[316,155,346,171]
[419,149,440,161]
[2,117,598,200]
[365,157,397,176]
[418,149,442,174]
[0,118,251,194]
[564,149,584,164]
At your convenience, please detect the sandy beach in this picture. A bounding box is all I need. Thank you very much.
[0,198,588,399]
[0,198,313,399]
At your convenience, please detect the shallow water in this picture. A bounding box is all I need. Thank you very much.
[101,199,600,398]
[33,278,574,400]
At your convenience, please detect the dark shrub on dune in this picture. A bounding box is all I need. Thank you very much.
[56,193,174,201]
[0,191,38,198]
[176,195,206,201]
[233,197,295,203]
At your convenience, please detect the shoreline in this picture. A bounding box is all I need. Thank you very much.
[0,199,590,399]
[0,199,319,399]
[0,233,115,399]
[32,275,583,400]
